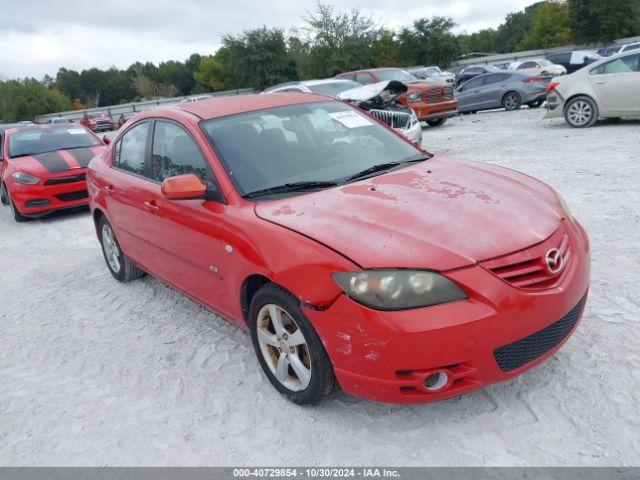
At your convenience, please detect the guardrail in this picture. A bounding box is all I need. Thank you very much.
[452,35,640,67]
[35,88,254,124]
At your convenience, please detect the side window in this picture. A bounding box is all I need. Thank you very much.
[463,77,484,89]
[151,121,212,183]
[519,62,536,69]
[482,74,504,85]
[116,122,149,176]
[591,54,640,75]
[356,73,374,85]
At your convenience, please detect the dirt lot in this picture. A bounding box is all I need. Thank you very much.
[1,108,639,466]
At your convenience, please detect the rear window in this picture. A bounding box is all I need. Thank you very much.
[9,127,101,158]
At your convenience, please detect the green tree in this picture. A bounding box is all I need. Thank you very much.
[55,68,83,101]
[520,1,572,50]
[194,49,236,92]
[494,2,545,53]
[457,29,500,56]
[398,17,459,67]
[0,79,72,122]
[569,0,640,43]
[372,29,400,67]
[222,27,297,90]
[303,3,378,76]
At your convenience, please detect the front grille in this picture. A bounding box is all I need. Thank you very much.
[44,173,86,186]
[96,120,110,126]
[494,295,586,372]
[425,86,442,103]
[443,86,454,101]
[480,228,572,290]
[368,109,412,129]
[54,190,88,202]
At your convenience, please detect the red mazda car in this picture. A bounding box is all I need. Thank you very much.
[1,124,105,221]
[87,94,590,405]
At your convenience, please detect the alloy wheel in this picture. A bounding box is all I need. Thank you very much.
[504,93,520,110]
[567,100,593,127]
[101,223,121,273]
[256,304,312,392]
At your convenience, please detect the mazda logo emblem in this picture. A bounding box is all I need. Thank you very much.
[545,248,564,275]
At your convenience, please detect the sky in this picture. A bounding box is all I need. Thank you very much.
[0,0,538,79]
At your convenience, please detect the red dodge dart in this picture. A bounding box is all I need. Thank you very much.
[1,124,105,221]
[87,94,590,405]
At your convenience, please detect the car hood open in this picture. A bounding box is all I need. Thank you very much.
[255,158,562,271]
[337,81,408,102]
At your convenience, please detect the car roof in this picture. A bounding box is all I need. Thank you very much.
[173,93,331,120]
[339,67,403,75]
[302,78,357,87]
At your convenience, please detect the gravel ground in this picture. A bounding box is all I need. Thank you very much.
[1,108,639,466]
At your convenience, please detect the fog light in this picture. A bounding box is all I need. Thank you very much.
[423,372,448,391]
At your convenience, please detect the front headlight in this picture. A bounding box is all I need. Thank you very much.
[11,171,40,185]
[406,92,423,103]
[332,270,467,311]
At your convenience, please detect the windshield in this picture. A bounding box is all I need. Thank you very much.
[9,127,101,158]
[374,69,417,82]
[201,101,423,198]
[308,80,361,97]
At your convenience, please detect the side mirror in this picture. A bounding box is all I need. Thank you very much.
[161,174,207,200]
[102,135,111,145]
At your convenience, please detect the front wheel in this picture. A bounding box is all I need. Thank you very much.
[564,96,598,128]
[99,216,145,282]
[503,92,522,111]
[426,118,447,127]
[249,283,337,406]
[6,187,29,223]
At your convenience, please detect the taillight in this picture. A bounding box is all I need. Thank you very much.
[546,81,560,93]
[522,76,546,83]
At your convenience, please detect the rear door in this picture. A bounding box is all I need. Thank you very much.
[589,53,640,113]
[138,119,234,317]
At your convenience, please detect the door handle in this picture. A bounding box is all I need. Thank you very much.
[104,185,115,195]
[596,81,606,85]
[143,200,160,214]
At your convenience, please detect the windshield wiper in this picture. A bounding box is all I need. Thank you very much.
[243,181,339,199]
[344,154,431,183]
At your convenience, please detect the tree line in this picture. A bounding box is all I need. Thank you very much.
[1,0,638,122]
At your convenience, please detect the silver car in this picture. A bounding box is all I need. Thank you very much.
[455,71,549,113]
[545,51,640,128]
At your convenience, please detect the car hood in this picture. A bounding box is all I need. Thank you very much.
[337,81,408,102]
[255,158,562,271]
[9,146,105,175]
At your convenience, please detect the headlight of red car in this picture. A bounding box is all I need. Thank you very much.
[11,171,40,185]
[332,269,467,310]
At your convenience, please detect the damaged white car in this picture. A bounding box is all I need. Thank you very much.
[263,79,423,145]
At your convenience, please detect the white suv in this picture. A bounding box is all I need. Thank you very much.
[545,51,640,127]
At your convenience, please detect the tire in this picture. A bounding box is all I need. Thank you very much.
[503,91,522,111]
[249,283,337,406]
[6,187,29,223]
[527,100,543,108]
[564,96,599,128]
[0,182,9,206]
[426,118,447,127]
[98,216,145,282]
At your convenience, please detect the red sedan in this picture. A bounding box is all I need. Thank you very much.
[1,124,105,221]
[87,94,590,405]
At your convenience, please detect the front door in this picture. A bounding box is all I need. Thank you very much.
[139,120,234,317]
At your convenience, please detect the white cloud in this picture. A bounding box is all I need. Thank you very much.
[0,0,538,79]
